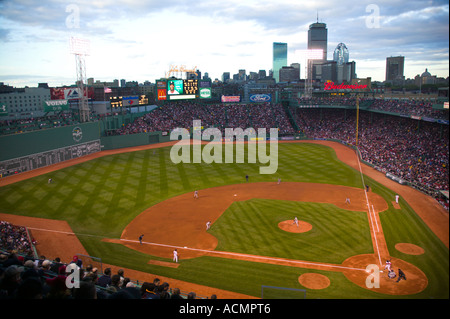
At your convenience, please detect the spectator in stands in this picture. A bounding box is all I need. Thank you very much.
[15,277,43,299]
[170,287,184,299]
[187,291,196,299]
[72,280,97,300]
[110,274,122,291]
[140,282,160,299]
[1,250,22,268]
[45,274,72,299]
[49,257,63,274]
[0,265,22,298]
[157,282,170,299]
[97,267,112,288]
[117,268,125,287]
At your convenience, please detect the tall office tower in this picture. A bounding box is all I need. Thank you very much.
[386,56,405,82]
[333,43,354,83]
[307,21,328,82]
[333,43,349,65]
[273,42,288,83]
[308,22,327,61]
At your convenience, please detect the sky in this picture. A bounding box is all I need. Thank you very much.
[0,0,448,88]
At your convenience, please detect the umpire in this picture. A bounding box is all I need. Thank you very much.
[396,269,406,282]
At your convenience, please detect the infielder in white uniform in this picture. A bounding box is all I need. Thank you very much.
[206,221,211,230]
[194,190,198,199]
[173,249,178,263]
[293,217,299,227]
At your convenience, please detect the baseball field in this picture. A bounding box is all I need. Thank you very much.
[0,140,448,299]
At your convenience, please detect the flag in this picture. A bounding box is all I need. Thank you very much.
[104,87,112,93]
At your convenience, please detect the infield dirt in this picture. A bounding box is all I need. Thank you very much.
[0,140,447,297]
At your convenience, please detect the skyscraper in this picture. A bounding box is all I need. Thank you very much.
[386,56,405,82]
[273,42,288,83]
[333,43,349,65]
[307,21,328,82]
[308,22,327,61]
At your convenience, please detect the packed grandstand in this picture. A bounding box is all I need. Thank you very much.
[0,96,448,211]
[0,221,200,299]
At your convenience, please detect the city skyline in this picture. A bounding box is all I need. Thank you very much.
[0,0,448,88]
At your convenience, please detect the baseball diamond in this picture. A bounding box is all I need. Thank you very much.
[0,137,448,299]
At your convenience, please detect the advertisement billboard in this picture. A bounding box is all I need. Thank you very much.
[167,80,184,95]
[199,88,212,99]
[43,100,69,112]
[0,104,7,116]
[249,94,272,103]
[221,95,241,103]
[157,89,167,101]
[122,96,139,107]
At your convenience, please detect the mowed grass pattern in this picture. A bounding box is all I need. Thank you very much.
[0,142,448,298]
[0,143,361,238]
[210,199,373,264]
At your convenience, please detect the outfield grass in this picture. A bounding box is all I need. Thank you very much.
[0,142,448,299]
[210,199,373,264]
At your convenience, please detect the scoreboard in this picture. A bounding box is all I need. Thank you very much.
[156,78,210,101]
[183,79,198,95]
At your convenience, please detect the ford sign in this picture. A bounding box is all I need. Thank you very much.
[250,94,272,103]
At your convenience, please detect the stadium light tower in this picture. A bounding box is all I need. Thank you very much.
[296,49,323,98]
[70,37,90,123]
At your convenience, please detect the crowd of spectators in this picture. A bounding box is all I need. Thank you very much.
[367,98,448,120]
[0,222,210,299]
[0,221,35,257]
[295,96,448,120]
[294,108,449,209]
[114,102,295,136]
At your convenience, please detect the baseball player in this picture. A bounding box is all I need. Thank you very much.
[139,234,144,245]
[293,217,299,227]
[194,190,198,199]
[388,269,396,279]
[277,178,281,185]
[384,259,392,271]
[173,249,178,263]
[345,197,351,204]
[395,195,399,204]
[206,221,211,230]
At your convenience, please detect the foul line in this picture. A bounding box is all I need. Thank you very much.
[355,147,382,266]
[27,226,367,273]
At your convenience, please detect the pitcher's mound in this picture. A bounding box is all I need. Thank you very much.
[298,273,330,289]
[278,220,312,233]
[395,243,425,255]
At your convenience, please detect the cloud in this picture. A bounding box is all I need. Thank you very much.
[0,0,448,85]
